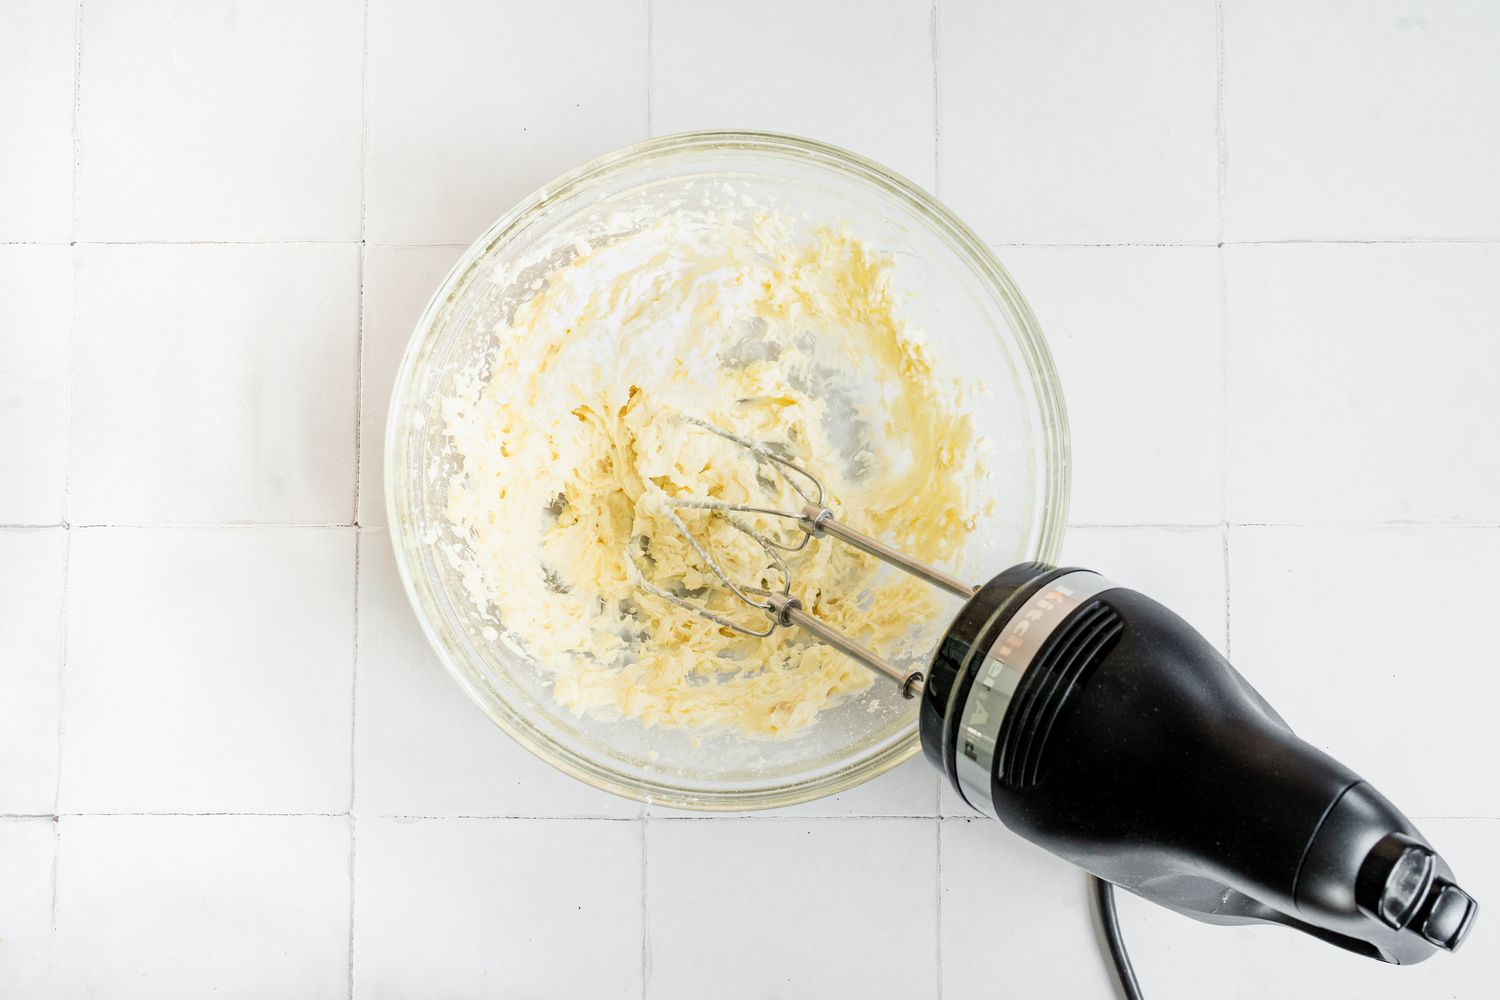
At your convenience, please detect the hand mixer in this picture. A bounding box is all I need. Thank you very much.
[635,419,1477,989]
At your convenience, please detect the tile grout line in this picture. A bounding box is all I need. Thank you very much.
[15,520,1500,532]
[1219,249,1231,661]
[1070,521,1221,530]
[934,816,943,1000]
[60,246,76,529]
[358,0,371,247]
[62,522,361,530]
[47,813,60,996]
[16,811,354,819]
[1215,0,1226,245]
[345,535,361,1000]
[1233,521,1500,529]
[353,244,366,528]
[1221,237,1500,245]
[930,0,940,198]
[643,0,653,138]
[349,530,361,814]
[4,239,373,246]
[69,0,83,245]
[51,529,71,815]
[1222,523,1232,658]
[352,273,366,524]
[991,241,1221,249]
[352,0,371,532]
[371,813,644,821]
[7,809,1493,822]
[640,815,650,1000]
[5,236,1500,248]
[347,814,357,1000]
[1216,0,1231,660]
[63,0,83,526]
[350,4,369,989]
[49,0,83,978]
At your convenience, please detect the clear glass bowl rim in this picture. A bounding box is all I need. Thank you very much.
[385,129,1071,810]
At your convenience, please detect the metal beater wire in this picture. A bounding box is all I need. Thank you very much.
[625,416,951,696]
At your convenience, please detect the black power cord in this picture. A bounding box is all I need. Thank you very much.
[1092,876,1144,1000]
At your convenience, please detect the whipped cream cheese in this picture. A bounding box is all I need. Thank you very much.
[441,208,980,738]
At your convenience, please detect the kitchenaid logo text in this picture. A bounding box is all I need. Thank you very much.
[994,584,1075,660]
[963,582,1077,748]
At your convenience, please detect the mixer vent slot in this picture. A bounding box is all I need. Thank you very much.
[997,599,1124,789]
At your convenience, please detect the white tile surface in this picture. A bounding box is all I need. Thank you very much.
[652,0,936,189]
[0,818,54,998]
[940,0,1218,243]
[4,3,1498,997]
[1064,525,1227,652]
[941,816,1117,998]
[364,0,648,245]
[0,245,71,525]
[354,817,641,1000]
[0,529,65,815]
[997,245,1223,525]
[645,818,938,1000]
[0,0,75,242]
[1106,887,1250,1000]
[52,815,350,1000]
[355,529,638,818]
[759,753,936,819]
[358,245,464,527]
[70,244,359,525]
[60,528,354,814]
[1226,243,1500,526]
[1229,525,1499,817]
[1223,0,1500,241]
[648,753,939,820]
[75,0,363,242]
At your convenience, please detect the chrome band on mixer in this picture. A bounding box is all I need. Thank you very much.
[954,571,1115,817]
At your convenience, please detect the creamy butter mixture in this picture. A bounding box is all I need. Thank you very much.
[442,209,979,737]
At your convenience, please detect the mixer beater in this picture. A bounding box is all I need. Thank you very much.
[627,417,974,698]
[628,415,1477,990]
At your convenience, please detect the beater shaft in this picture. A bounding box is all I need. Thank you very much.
[801,506,976,599]
[765,592,925,698]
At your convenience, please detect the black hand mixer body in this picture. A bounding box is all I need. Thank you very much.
[920,562,1478,964]
[645,420,1477,964]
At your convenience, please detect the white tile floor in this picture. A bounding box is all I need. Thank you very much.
[652,0,937,190]
[0,529,66,815]
[2,1,1498,998]
[0,818,56,999]
[357,246,465,528]
[52,815,352,999]
[69,245,361,526]
[1222,0,1500,242]
[59,527,356,814]
[0,0,76,242]
[75,0,364,242]
[363,0,648,245]
[645,819,939,1000]
[939,0,1219,244]
[1225,242,1500,525]
[353,818,642,999]
[0,246,71,525]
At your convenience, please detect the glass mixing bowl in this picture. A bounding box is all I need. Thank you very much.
[386,131,1068,810]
